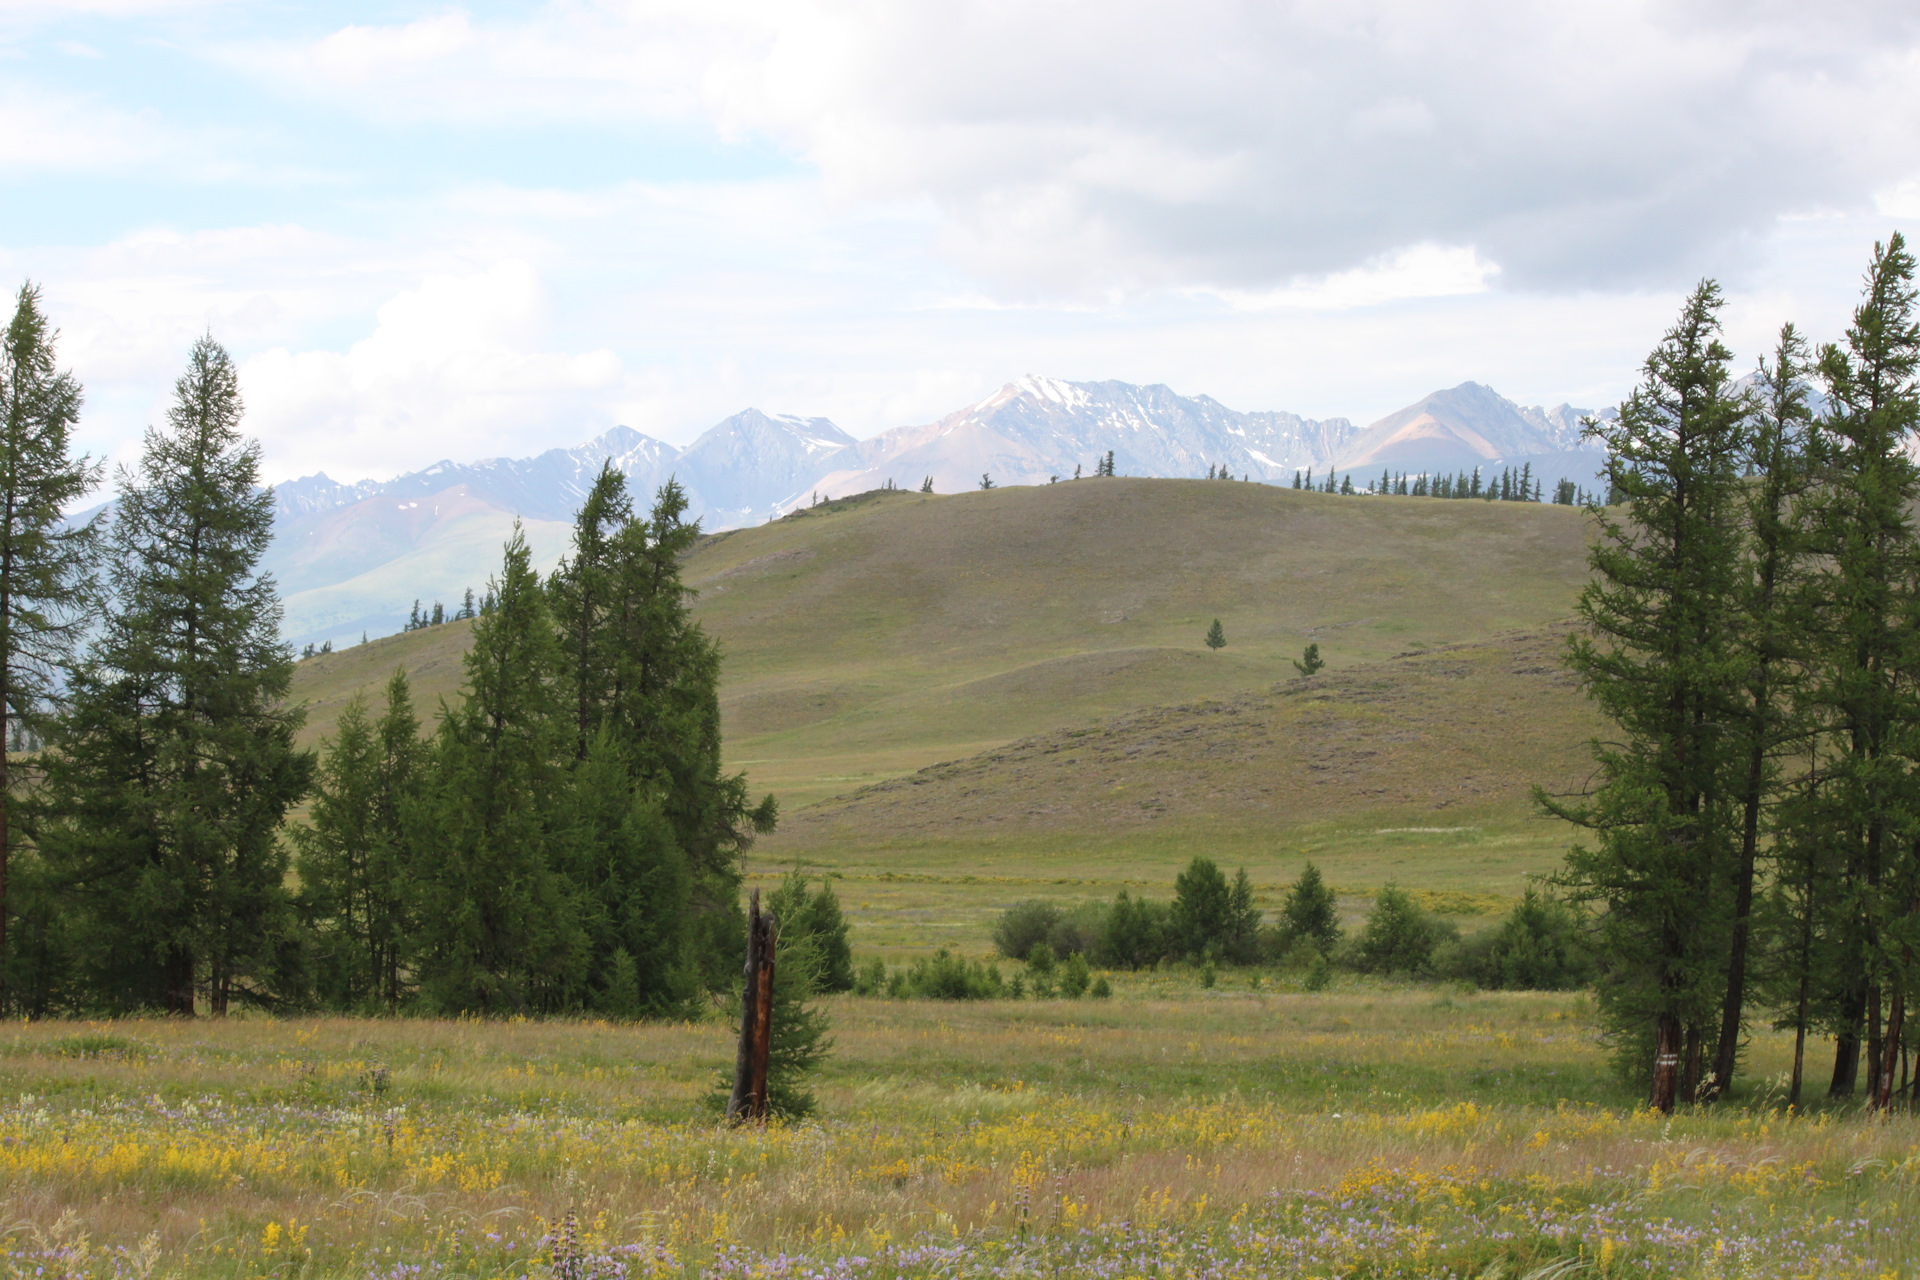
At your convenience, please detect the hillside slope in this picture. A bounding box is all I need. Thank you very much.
[750,625,1603,953]
[292,479,1594,799]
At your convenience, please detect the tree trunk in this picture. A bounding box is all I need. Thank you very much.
[1681,1022,1703,1103]
[1708,746,1768,1102]
[726,891,776,1125]
[164,945,195,1017]
[1830,1025,1861,1097]
[1650,1014,1683,1113]
[1867,987,1884,1103]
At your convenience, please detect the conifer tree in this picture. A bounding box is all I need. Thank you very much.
[1204,619,1226,651]
[1790,234,1920,1103]
[294,670,424,1010]
[597,481,777,989]
[413,525,585,1012]
[1171,856,1231,959]
[1281,862,1342,953]
[39,335,310,1014]
[0,283,102,1009]
[1547,282,1750,1110]
[767,869,855,993]
[1293,643,1324,676]
[1224,867,1261,963]
[1705,324,1812,1100]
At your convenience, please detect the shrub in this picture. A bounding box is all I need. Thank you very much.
[1200,960,1217,989]
[1354,885,1457,976]
[905,949,1003,1000]
[1100,891,1170,969]
[852,956,887,996]
[992,900,1063,960]
[1058,951,1091,998]
[1088,975,1112,999]
[1047,901,1109,958]
[1439,891,1593,990]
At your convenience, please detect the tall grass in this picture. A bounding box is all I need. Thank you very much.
[1,983,1913,1279]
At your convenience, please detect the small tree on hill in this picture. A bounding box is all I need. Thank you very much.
[1204,619,1226,650]
[1294,643,1324,676]
[1281,862,1341,954]
[1171,856,1232,960]
[979,473,995,490]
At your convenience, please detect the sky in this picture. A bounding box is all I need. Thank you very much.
[3,0,1918,486]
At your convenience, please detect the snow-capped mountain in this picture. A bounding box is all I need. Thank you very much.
[266,377,1609,649]
[674,410,856,529]
[799,376,1356,499]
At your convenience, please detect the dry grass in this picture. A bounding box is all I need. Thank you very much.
[3,987,1916,1279]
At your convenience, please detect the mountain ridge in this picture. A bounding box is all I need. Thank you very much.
[265,376,1610,647]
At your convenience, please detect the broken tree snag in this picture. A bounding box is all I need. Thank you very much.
[726,890,777,1125]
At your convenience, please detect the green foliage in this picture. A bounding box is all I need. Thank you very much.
[853,956,887,996]
[1293,643,1324,676]
[1546,280,1757,1103]
[293,672,424,1012]
[992,899,1061,960]
[412,526,584,1014]
[764,933,833,1120]
[1204,618,1226,651]
[767,870,855,993]
[0,281,103,1013]
[1223,867,1262,963]
[1100,891,1170,970]
[1171,857,1232,960]
[1279,862,1341,955]
[1354,885,1456,977]
[1058,951,1091,998]
[903,948,1002,1000]
[37,335,310,1015]
[1440,892,1593,991]
[1199,960,1216,988]
[1088,974,1112,999]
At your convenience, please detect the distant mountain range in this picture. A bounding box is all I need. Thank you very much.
[264,377,1612,648]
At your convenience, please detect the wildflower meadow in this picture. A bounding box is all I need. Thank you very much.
[3,979,1917,1280]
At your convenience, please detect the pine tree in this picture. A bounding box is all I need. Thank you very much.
[921,476,934,493]
[1790,234,1920,1104]
[1546,282,1751,1111]
[294,670,424,1011]
[1281,862,1342,954]
[979,473,995,490]
[549,463,631,760]
[597,481,777,991]
[1224,867,1261,963]
[1204,619,1226,651]
[1293,642,1324,676]
[1171,856,1231,960]
[767,869,855,993]
[413,525,585,1012]
[39,335,311,1014]
[1705,323,1813,1100]
[0,283,102,1010]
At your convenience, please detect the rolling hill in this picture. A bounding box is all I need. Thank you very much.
[287,479,1602,951]
[264,377,1607,649]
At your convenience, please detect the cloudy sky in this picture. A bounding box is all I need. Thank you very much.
[4,0,1918,485]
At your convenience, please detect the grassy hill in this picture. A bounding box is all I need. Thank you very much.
[287,479,1601,952]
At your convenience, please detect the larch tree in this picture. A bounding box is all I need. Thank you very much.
[0,282,101,1011]
[1791,233,1920,1104]
[1548,281,1751,1112]
[40,335,310,1015]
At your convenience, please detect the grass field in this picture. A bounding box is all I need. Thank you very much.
[286,483,1601,960]
[5,987,1916,1280]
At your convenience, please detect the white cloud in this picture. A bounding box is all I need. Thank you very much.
[216,0,1920,295]
[240,261,625,481]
